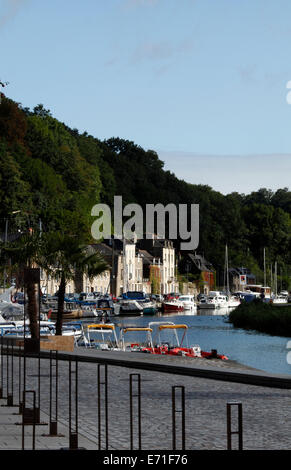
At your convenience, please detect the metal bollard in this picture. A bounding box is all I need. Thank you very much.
[22,390,36,450]
[48,350,59,436]
[172,386,185,450]
[129,373,141,450]
[97,364,108,450]
[0,336,3,399]
[18,343,22,414]
[68,357,79,450]
[7,339,14,406]
[226,402,243,450]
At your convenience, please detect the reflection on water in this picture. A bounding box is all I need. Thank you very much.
[111,308,291,375]
[158,307,234,317]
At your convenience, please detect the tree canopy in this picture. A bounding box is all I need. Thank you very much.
[0,96,290,287]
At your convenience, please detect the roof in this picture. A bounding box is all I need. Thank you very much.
[138,249,154,265]
[229,267,256,278]
[187,253,214,272]
[90,243,113,256]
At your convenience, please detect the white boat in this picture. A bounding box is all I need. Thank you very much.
[0,302,24,319]
[272,295,288,304]
[198,293,228,309]
[226,295,241,308]
[0,319,83,344]
[269,262,288,304]
[178,295,197,310]
[117,291,149,315]
[119,326,154,352]
[78,323,120,349]
[118,299,143,315]
[198,295,217,309]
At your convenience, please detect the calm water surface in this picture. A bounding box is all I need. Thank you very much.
[108,308,291,375]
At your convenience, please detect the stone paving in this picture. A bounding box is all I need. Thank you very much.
[0,349,291,451]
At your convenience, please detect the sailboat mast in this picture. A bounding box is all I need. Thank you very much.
[263,247,266,287]
[123,236,128,294]
[275,261,278,297]
[224,244,229,293]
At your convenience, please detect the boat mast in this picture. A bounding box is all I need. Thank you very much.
[263,247,266,287]
[275,261,278,297]
[123,236,128,294]
[224,244,230,294]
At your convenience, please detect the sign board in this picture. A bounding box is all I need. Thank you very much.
[239,275,247,285]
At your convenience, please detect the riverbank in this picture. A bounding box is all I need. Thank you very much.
[228,299,291,337]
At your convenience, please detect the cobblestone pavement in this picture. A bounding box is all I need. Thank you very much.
[1,351,291,451]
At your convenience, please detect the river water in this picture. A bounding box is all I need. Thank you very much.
[111,307,291,375]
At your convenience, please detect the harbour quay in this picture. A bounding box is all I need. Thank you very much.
[0,345,291,451]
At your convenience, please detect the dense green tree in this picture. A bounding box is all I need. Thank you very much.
[0,96,290,288]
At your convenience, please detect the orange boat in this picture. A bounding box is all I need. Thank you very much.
[142,323,228,360]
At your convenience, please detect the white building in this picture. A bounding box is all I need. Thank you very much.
[40,268,111,296]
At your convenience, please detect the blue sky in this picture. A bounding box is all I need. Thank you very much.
[1,0,291,194]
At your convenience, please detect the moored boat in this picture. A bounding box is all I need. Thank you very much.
[226,295,241,308]
[117,291,147,315]
[161,299,184,312]
[178,295,197,310]
[78,323,120,349]
[142,322,228,360]
[143,306,158,315]
[272,295,288,304]
[198,292,228,309]
[119,326,154,352]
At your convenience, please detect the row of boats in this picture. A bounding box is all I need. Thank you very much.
[122,288,290,315]
[77,320,228,360]
[92,291,241,316]
[36,291,241,319]
[164,292,241,312]
[0,295,228,361]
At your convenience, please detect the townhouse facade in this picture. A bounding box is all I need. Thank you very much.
[40,235,179,297]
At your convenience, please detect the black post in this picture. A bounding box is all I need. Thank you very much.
[0,335,3,399]
[18,342,22,414]
[7,338,14,406]
[22,390,36,450]
[129,373,141,450]
[69,357,79,450]
[172,386,185,450]
[227,402,243,450]
[97,364,108,450]
[49,350,59,436]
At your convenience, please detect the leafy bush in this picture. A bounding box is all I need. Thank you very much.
[229,300,291,337]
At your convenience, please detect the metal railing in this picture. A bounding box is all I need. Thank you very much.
[9,329,291,451]
[0,337,248,451]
